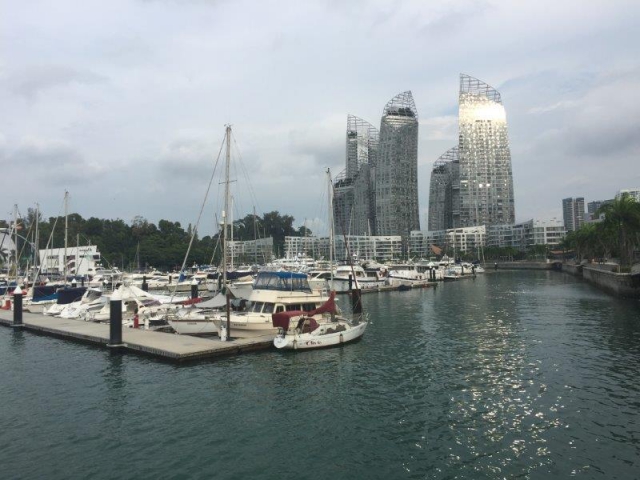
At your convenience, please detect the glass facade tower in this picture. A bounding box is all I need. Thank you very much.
[457,74,515,228]
[333,115,379,237]
[428,146,459,231]
[375,91,420,236]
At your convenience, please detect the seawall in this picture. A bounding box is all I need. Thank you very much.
[581,265,640,298]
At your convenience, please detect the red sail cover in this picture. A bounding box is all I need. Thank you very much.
[271,291,337,330]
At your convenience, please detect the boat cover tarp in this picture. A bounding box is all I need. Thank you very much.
[271,291,337,330]
[196,292,228,309]
[254,271,311,292]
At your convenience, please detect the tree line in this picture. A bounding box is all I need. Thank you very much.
[560,194,640,271]
[2,210,312,272]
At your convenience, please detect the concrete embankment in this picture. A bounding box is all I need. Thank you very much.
[488,260,640,298]
[562,262,640,298]
[581,265,640,298]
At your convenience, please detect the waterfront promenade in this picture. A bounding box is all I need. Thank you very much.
[0,310,272,362]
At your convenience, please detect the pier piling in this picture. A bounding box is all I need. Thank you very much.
[142,276,148,292]
[12,287,23,328]
[191,280,198,300]
[108,295,124,348]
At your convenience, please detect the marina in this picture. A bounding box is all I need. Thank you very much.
[2,270,639,479]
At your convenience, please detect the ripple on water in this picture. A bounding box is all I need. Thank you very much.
[1,271,640,479]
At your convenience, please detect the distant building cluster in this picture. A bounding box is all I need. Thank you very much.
[299,75,638,262]
[563,189,639,230]
[333,91,420,239]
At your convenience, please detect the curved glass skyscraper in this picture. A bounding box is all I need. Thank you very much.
[428,146,459,231]
[458,74,515,227]
[333,115,379,237]
[375,91,420,236]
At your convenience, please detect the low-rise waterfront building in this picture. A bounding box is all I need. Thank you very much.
[284,235,403,262]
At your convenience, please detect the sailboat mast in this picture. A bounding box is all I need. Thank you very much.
[253,206,258,264]
[64,191,68,284]
[230,195,234,271]
[13,204,18,286]
[327,169,334,282]
[33,203,40,284]
[223,126,231,285]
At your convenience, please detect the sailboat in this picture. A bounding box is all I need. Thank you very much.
[167,126,233,336]
[271,168,368,350]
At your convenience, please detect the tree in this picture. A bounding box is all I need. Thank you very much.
[596,194,640,267]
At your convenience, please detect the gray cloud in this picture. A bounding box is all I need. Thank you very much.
[2,0,640,233]
[6,65,107,99]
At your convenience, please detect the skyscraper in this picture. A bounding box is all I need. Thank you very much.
[333,115,378,237]
[428,146,459,231]
[562,197,585,232]
[375,91,420,236]
[457,74,515,228]
[428,75,515,230]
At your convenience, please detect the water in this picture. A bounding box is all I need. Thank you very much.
[1,271,639,479]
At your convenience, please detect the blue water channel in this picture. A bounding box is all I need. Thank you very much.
[1,270,639,479]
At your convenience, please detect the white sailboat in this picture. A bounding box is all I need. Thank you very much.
[272,168,368,350]
[168,125,235,336]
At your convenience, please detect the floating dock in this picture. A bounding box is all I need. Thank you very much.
[0,310,273,362]
[337,281,438,294]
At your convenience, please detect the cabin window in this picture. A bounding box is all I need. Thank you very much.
[263,303,275,314]
[286,304,302,311]
[275,305,284,313]
[251,302,264,313]
[302,303,315,312]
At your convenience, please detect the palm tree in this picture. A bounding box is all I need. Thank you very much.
[596,194,640,268]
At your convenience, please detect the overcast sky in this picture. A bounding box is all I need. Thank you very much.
[2,0,639,237]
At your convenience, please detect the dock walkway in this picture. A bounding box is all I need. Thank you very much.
[0,310,273,362]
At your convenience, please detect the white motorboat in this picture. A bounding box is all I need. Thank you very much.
[212,271,331,336]
[329,265,386,293]
[386,267,432,288]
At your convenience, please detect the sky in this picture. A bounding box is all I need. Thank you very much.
[2,0,639,237]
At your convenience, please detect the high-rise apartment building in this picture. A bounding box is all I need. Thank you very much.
[457,74,515,227]
[428,75,515,230]
[333,115,379,237]
[375,91,420,236]
[616,188,640,202]
[428,146,459,231]
[562,197,585,232]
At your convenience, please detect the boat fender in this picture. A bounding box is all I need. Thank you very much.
[339,333,344,344]
[293,340,298,350]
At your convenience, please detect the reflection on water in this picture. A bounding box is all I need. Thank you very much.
[1,271,639,479]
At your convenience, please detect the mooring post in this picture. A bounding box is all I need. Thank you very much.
[351,288,362,314]
[191,279,198,300]
[12,286,23,328]
[225,290,232,341]
[108,291,124,348]
[141,275,148,292]
[348,274,353,291]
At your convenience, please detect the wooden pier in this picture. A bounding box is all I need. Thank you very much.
[0,309,273,362]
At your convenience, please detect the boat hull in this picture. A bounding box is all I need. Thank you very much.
[273,322,367,350]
